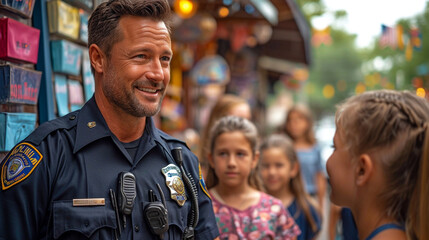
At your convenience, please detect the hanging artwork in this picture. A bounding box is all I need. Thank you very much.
[54,75,69,117]
[172,13,216,43]
[0,18,40,64]
[190,55,230,85]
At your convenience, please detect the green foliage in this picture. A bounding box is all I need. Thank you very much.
[293,0,365,119]
[295,0,326,26]
[305,28,364,118]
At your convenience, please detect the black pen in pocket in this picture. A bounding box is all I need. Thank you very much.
[110,188,122,239]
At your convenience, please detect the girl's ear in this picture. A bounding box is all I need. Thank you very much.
[355,154,373,186]
[208,153,215,169]
[89,44,105,74]
[290,162,300,178]
[251,151,260,169]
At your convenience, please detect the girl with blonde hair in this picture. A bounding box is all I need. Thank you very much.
[327,90,429,240]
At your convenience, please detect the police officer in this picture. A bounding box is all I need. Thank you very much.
[0,0,220,239]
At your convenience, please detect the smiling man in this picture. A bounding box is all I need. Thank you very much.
[0,0,219,239]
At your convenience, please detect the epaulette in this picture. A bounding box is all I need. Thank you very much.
[25,111,80,146]
[158,130,191,151]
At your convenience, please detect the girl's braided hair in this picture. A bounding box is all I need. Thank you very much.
[335,90,429,239]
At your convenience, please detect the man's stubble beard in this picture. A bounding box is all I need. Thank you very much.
[102,65,166,118]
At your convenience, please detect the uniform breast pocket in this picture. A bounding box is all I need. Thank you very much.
[52,200,117,240]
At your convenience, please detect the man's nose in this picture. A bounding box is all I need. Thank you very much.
[146,60,164,82]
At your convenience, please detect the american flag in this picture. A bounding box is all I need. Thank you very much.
[379,24,397,49]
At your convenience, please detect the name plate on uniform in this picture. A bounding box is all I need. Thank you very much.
[73,198,105,206]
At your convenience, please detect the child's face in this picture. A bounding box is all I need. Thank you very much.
[209,131,258,188]
[286,111,309,139]
[326,129,356,207]
[260,147,296,193]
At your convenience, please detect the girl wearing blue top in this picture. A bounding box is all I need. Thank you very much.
[283,105,327,208]
[260,134,322,240]
[327,90,429,240]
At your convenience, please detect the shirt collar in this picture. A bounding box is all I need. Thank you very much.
[146,117,186,164]
[73,97,112,154]
[73,97,167,154]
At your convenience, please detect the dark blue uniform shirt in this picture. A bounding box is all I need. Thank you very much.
[287,199,321,240]
[0,97,219,240]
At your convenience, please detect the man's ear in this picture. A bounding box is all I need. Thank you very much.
[89,44,105,74]
[355,154,373,186]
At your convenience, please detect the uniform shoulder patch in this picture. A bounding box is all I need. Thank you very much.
[1,143,43,190]
[199,164,211,199]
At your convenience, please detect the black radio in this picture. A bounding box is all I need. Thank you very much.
[117,172,137,216]
[144,184,169,239]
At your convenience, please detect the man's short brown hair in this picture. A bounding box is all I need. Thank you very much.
[88,0,171,60]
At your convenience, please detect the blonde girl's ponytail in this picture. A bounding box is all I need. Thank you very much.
[419,123,429,239]
[409,122,429,240]
[335,90,429,239]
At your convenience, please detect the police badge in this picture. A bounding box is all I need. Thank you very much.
[161,164,186,206]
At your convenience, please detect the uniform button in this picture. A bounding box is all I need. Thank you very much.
[134,225,140,232]
[69,115,76,120]
[84,220,89,227]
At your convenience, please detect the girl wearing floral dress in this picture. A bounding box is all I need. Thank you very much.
[206,116,300,240]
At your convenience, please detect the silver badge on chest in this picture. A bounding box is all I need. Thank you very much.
[161,164,186,206]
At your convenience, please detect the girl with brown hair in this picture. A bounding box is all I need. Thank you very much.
[260,134,322,240]
[206,116,301,239]
[282,105,327,208]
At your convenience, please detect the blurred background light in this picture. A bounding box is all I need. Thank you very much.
[218,6,229,18]
[323,84,335,99]
[416,87,426,98]
[174,0,197,19]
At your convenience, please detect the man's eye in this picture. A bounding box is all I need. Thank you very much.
[161,56,171,62]
[135,54,147,59]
